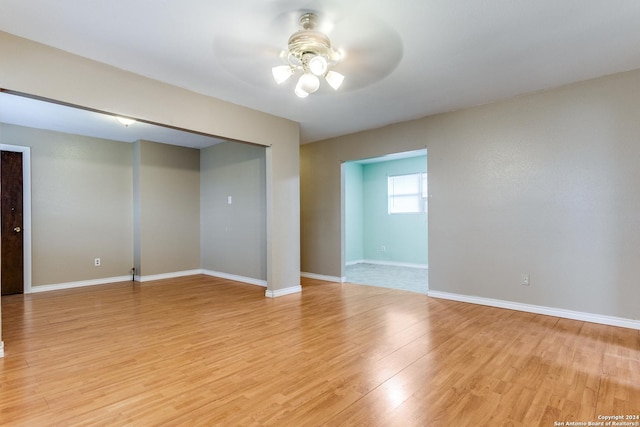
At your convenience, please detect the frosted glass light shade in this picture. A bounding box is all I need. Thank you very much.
[298,73,320,94]
[294,85,309,98]
[272,65,293,84]
[325,70,344,90]
[308,55,328,76]
[294,76,309,98]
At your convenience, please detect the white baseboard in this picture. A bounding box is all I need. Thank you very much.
[428,290,640,331]
[301,272,345,283]
[352,260,429,269]
[21,269,285,296]
[265,285,302,298]
[0,341,4,358]
[135,269,203,282]
[202,270,267,287]
[136,269,316,295]
[30,275,132,293]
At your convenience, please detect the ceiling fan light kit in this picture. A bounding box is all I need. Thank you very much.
[272,12,344,98]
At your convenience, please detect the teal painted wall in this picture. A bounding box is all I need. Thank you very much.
[344,162,364,263]
[362,156,428,265]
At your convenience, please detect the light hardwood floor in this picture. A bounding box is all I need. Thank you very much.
[1,275,638,426]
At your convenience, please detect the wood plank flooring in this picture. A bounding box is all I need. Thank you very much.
[1,275,638,426]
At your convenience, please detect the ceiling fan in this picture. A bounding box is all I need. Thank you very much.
[212,5,403,98]
[271,12,345,98]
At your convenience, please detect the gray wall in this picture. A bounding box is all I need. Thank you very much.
[1,125,261,286]
[302,68,640,320]
[134,140,200,276]
[1,123,133,285]
[201,141,267,280]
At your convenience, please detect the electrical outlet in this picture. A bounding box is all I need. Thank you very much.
[381,245,386,252]
[521,273,530,286]
[94,258,101,267]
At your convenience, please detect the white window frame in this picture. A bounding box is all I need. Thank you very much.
[388,172,428,214]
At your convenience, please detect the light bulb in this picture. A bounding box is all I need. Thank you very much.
[272,65,293,84]
[308,55,328,76]
[325,70,344,90]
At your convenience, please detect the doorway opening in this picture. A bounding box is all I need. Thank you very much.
[342,149,428,293]
[0,91,267,294]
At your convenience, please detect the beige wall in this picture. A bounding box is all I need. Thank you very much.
[0,125,256,284]
[201,142,267,280]
[2,123,133,285]
[302,68,640,320]
[134,140,200,276]
[266,142,300,294]
[0,31,300,296]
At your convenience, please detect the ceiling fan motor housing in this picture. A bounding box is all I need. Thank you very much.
[288,29,332,66]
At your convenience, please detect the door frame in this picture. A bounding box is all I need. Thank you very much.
[0,144,31,293]
[341,149,429,293]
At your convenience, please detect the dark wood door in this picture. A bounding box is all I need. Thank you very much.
[1,150,24,295]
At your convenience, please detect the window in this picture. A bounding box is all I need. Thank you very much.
[388,172,428,214]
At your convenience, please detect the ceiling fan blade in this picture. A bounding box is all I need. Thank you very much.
[327,13,403,91]
[334,38,403,91]
[213,35,284,87]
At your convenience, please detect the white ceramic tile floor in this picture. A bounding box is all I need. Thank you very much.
[345,263,428,294]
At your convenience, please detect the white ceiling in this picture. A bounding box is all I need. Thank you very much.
[1,1,640,144]
[0,92,225,148]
